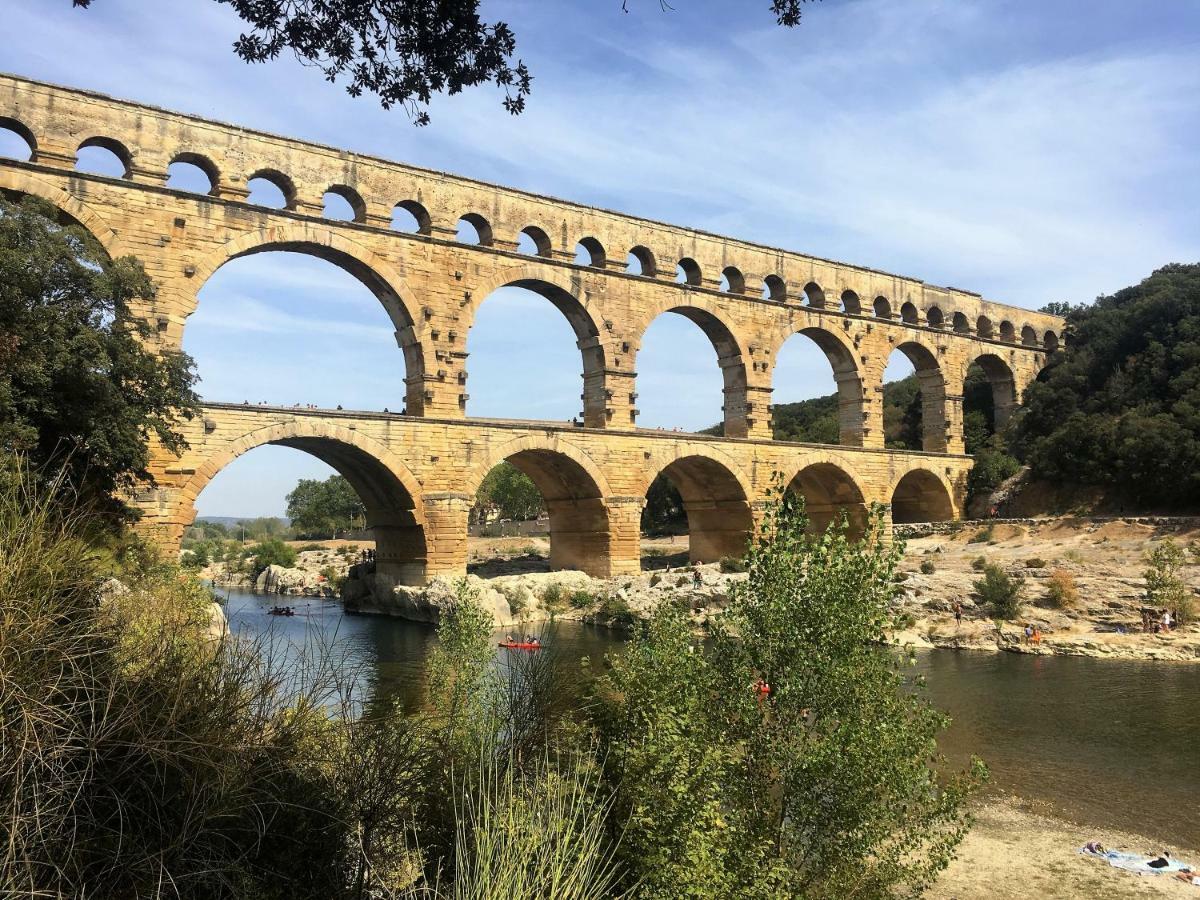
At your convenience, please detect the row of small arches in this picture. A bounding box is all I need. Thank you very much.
[0,120,1060,350]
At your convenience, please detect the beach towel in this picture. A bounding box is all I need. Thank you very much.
[1079,846,1195,877]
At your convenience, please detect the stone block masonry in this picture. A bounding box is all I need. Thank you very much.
[0,73,1063,584]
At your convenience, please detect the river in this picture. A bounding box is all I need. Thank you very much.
[223,588,1200,848]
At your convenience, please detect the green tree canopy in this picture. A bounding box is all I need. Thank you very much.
[0,196,198,524]
[592,489,981,896]
[1011,263,1200,509]
[474,462,544,522]
[285,475,365,539]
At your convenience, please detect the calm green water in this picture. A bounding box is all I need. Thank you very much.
[223,588,1200,847]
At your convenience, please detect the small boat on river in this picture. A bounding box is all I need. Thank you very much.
[268,606,296,617]
[498,640,543,650]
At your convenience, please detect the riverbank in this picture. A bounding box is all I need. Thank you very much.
[933,798,1200,899]
[203,518,1200,662]
[893,518,1200,662]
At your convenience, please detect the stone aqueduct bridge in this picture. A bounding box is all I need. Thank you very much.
[0,74,1065,584]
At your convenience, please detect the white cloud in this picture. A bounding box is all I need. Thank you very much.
[6,0,1197,514]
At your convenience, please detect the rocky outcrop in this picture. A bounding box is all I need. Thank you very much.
[343,565,743,629]
[254,564,336,597]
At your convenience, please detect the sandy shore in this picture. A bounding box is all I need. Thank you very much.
[933,798,1199,899]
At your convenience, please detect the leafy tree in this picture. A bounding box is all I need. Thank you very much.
[71,0,814,124]
[475,462,544,521]
[1039,301,1077,317]
[1011,263,1200,510]
[592,486,982,897]
[246,538,297,577]
[1144,539,1191,623]
[974,563,1023,619]
[0,196,198,524]
[286,474,365,539]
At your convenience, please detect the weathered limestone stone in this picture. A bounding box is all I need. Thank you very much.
[0,74,1065,587]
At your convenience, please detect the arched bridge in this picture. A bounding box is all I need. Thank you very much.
[0,74,1065,584]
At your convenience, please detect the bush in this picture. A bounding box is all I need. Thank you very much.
[540,582,567,615]
[590,485,982,897]
[598,595,635,628]
[1062,549,1086,564]
[247,538,297,577]
[968,524,995,544]
[975,563,1024,619]
[649,572,662,587]
[1144,539,1193,624]
[1025,557,1047,568]
[718,556,747,573]
[318,565,346,592]
[920,559,936,575]
[569,589,594,610]
[0,465,438,898]
[1045,569,1080,609]
[299,542,324,552]
[966,448,1021,506]
[675,575,690,588]
[971,555,988,572]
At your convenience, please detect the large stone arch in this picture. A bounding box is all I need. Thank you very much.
[892,338,949,452]
[0,167,121,252]
[466,434,615,576]
[771,322,866,446]
[789,460,869,539]
[963,351,1018,432]
[640,447,754,564]
[188,221,429,413]
[465,263,609,428]
[181,418,428,582]
[890,468,956,524]
[633,293,752,438]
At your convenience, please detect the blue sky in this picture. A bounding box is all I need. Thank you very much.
[3,0,1198,518]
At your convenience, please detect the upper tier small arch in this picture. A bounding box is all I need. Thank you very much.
[392,200,431,234]
[841,290,862,315]
[76,136,132,179]
[626,245,657,277]
[762,274,787,302]
[457,212,493,246]
[518,225,553,257]
[0,116,36,160]
[575,236,606,268]
[167,152,220,195]
[246,168,296,209]
[323,184,367,223]
[720,266,745,294]
[676,257,702,286]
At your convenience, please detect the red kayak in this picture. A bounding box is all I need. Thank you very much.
[498,641,543,650]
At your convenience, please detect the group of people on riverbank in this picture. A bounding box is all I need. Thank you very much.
[1141,607,1180,633]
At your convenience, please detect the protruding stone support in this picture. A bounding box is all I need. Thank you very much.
[604,496,646,576]
[372,519,430,586]
[945,393,966,455]
[421,493,471,581]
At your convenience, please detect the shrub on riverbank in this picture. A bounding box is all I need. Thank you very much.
[246,537,298,577]
[975,563,1024,619]
[1045,570,1080,609]
[590,484,984,897]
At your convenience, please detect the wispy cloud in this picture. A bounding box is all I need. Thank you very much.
[6,0,1197,513]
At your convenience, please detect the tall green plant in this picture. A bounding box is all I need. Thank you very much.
[593,484,983,898]
[1144,539,1192,622]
